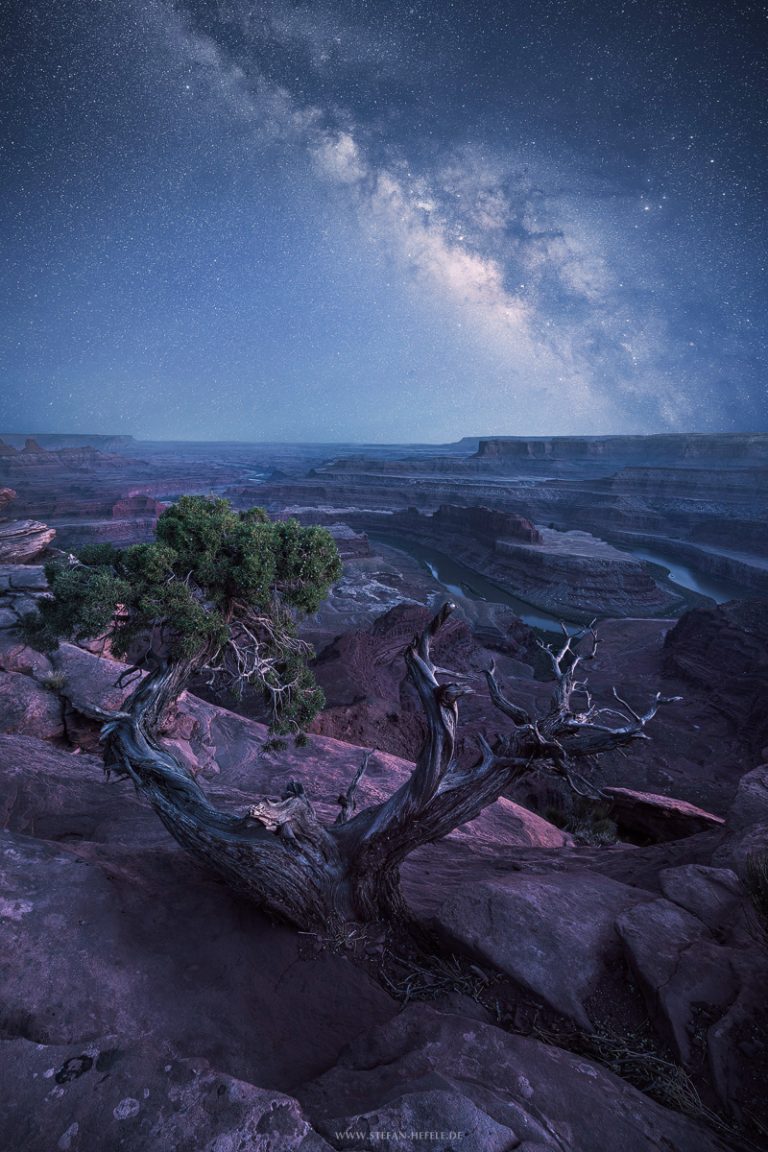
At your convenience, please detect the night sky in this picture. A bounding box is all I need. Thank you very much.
[2,0,766,442]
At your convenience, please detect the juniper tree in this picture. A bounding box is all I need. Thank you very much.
[26,496,342,739]
[26,497,677,930]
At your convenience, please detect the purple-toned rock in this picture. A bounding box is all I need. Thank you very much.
[658,864,744,935]
[46,643,561,857]
[616,898,737,1064]
[2,1039,330,1152]
[311,601,538,766]
[298,1004,730,1152]
[0,824,397,1090]
[0,670,64,741]
[665,599,768,759]
[604,786,725,843]
[110,491,165,520]
[429,872,650,1029]
[713,764,768,871]
[0,634,54,678]
[616,893,768,1121]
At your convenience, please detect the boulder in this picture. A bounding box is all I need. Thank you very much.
[0,670,64,741]
[604,786,725,843]
[0,519,56,562]
[616,898,737,1065]
[658,864,744,936]
[0,633,54,678]
[0,563,48,591]
[723,764,768,833]
[713,764,768,871]
[616,894,768,1123]
[298,1004,730,1152]
[0,486,16,511]
[429,872,651,1030]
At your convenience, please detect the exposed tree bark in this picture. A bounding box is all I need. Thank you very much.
[94,603,680,930]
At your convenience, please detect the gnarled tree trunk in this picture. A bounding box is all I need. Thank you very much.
[97,603,678,930]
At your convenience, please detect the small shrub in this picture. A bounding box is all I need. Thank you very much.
[40,671,67,693]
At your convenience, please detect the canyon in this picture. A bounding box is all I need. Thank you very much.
[0,431,766,1151]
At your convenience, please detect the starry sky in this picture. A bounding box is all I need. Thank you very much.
[1,0,766,442]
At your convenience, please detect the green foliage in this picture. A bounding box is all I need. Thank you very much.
[24,496,342,735]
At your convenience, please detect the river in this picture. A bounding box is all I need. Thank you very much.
[619,545,745,603]
[372,532,745,631]
[370,534,580,630]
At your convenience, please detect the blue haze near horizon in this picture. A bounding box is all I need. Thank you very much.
[1,0,766,442]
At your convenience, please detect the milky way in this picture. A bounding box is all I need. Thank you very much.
[1,0,766,441]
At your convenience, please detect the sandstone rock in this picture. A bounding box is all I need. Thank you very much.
[712,764,768,874]
[0,826,397,1088]
[603,786,725,843]
[111,491,165,520]
[0,634,53,678]
[0,518,56,562]
[0,606,18,630]
[0,486,16,511]
[21,437,46,454]
[665,599,768,758]
[430,872,650,1029]
[322,1088,518,1151]
[475,432,768,467]
[48,641,565,854]
[298,1004,730,1152]
[617,892,768,1123]
[616,898,737,1065]
[311,601,539,767]
[379,507,677,618]
[2,1038,331,1152]
[2,560,48,590]
[658,864,744,936]
[723,764,768,833]
[0,734,161,846]
[0,670,64,740]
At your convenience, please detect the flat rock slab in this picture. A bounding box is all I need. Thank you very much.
[2,1037,330,1152]
[604,786,725,843]
[298,1004,730,1152]
[0,563,48,590]
[49,642,567,853]
[0,829,397,1091]
[0,521,56,563]
[429,871,653,1029]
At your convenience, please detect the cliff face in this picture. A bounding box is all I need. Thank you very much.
[390,504,541,546]
[665,599,768,758]
[380,506,680,619]
[492,529,680,618]
[476,433,768,466]
[111,493,166,520]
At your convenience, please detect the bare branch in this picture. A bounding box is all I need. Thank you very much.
[335,749,374,825]
[485,659,530,725]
